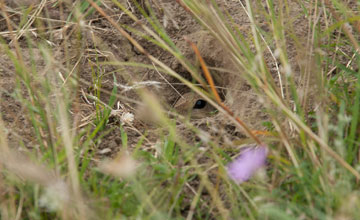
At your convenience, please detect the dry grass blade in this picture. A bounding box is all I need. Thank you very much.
[179,0,360,180]
[2,0,359,218]
[57,94,88,220]
[186,37,263,145]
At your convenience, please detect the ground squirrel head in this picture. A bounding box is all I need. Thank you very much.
[174,92,217,119]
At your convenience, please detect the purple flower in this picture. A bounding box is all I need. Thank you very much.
[227,145,268,184]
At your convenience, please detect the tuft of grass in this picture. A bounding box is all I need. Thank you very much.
[1,0,360,219]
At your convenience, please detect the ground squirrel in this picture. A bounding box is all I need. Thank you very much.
[174,92,217,119]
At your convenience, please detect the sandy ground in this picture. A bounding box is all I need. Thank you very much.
[0,0,317,156]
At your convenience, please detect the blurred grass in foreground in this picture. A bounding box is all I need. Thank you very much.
[1,0,360,219]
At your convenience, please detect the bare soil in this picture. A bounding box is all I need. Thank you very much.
[0,0,325,156]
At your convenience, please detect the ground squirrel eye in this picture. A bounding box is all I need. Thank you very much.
[193,99,207,109]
